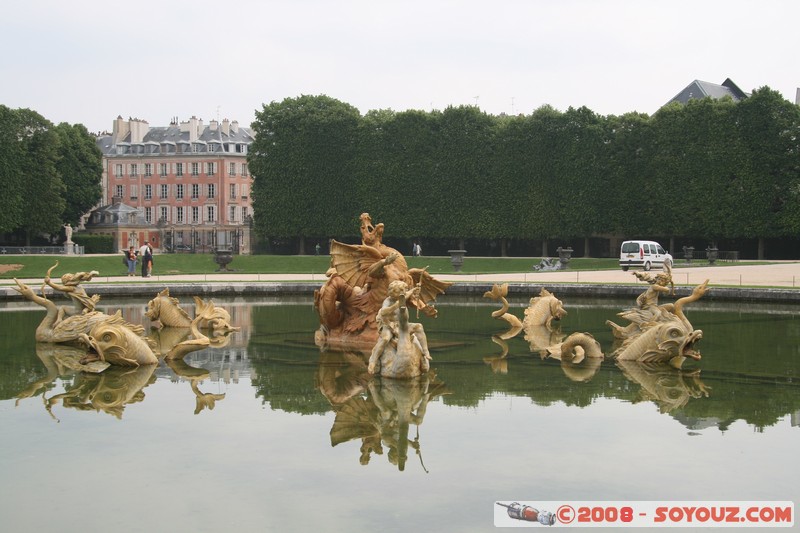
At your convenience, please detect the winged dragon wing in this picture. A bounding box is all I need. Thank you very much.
[408,268,453,318]
[329,239,384,288]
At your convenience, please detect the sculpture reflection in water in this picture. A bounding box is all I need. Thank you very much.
[17,333,231,418]
[482,284,596,379]
[616,361,710,413]
[14,264,238,369]
[480,277,712,399]
[14,264,237,416]
[318,351,449,471]
[540,332,604,383]
[15,343,156,420]
[166,358,227,414]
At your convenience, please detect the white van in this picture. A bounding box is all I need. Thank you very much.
[619,240,673,271]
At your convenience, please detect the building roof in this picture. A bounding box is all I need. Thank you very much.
[95,119,254,156]
[87,200,147,227]
[666,78,749,106]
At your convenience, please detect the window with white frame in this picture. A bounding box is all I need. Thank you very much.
[241,183,249,197]
[242,163,248,176]
[144,184,152,200]
[144,163,152,177]
[191,162,199,176]
[130,163,138,176]
[206,162,215,176]
[130,184,138,199]
[145,207,152,223]
[230,183,236,199]
[160,184,168,198]
[115,185,123,197]
[176,162,184,177]
[160,206,168,222]
[207,184,215,199]
[115,164,123,177]
[177,206,184,223]
[191,184,199,199]
[176,184,184,199]
[206,205,215,223]
[160,163,168,177]
[191,206,199,223]
[229,162,236,176]
[229,205,236,222]
[242,206,248,220]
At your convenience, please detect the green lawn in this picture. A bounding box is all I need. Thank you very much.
[0,253,622,279]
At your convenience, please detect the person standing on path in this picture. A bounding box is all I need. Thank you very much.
[144,244,154,277]
[139,243,149,276]
[124,246,138,276]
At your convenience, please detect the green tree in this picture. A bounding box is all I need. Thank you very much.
[734,87,800,257]
[249,95,361,253]
[602,112,653,236]
[14,109,64,245]
[431,106,497,244]
[53,122,103,227]
[0,106,26,233]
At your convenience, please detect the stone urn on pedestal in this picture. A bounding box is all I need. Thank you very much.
[682,246,694,264]
[213,248,234,271]
[706,246,719,265]
[556,246,573,269]
[448,249,467,272]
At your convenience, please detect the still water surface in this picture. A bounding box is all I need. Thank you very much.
[0,294,798,532]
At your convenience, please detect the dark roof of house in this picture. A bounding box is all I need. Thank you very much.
[666,78,749,106]
[95,122,254,156]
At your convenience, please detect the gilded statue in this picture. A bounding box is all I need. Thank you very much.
[146,288,240,334]
[522,288,567,329]
[607,262,675,339]
[314,213,451,348]
[79,320,159,366]
[13,275,145,348]
[14,266,237,369]
[483,283,523,334]
[611,280,709,368]
[368,280,431,379]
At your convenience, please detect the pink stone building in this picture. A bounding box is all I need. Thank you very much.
[91,116,254,254]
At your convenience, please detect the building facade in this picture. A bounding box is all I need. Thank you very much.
[92,116,254,253]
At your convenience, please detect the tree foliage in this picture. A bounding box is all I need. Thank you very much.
[0,107,101,244]
[54,122,103,226]
[249,95,361,250]
[246,91,800,256]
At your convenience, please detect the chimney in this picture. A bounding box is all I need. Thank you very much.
[221,118,230,136]
[188,116,200,142]
[210,119,218,131]
[231,120,239,134]
[129,118,150,144]
[112,115,130,143]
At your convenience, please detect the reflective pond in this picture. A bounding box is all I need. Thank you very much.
[0,294,798,532]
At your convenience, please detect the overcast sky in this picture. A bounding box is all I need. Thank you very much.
[2,0,798,133]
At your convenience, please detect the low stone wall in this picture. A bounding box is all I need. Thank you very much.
[1,281,797,304]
